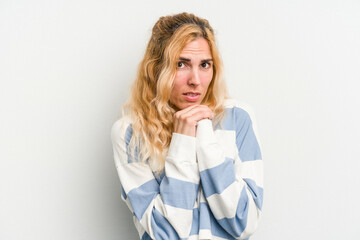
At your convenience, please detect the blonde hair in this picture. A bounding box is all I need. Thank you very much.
[122,12,228,171]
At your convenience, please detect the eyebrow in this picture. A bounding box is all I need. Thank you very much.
[179,57,214,63]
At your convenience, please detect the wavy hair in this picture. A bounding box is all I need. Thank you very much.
[122,12,228,172]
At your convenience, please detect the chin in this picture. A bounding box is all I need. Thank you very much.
[180,102,198,110]
[171,101,201,111]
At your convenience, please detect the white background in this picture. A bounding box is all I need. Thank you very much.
[1,0,360,239]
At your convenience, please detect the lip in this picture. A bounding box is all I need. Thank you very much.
[182,92,201,102]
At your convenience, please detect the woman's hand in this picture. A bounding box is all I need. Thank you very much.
[173,105,214,137]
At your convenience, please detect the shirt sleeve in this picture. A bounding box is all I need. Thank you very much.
[111,119,200,239]
[196,110,264,239]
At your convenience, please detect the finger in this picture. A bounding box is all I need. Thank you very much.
[174,105,214,125]
[184,108,214,123]
[175,106,207,121]
[183,105,213,119]
[174,104,200,116]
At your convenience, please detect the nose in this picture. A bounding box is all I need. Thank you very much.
[188,68,200,87]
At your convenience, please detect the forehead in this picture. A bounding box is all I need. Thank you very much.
[180,37,212,57]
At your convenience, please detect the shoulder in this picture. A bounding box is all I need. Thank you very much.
[110,115,133,145]
[223,98,258,123]
[222,98,262,147]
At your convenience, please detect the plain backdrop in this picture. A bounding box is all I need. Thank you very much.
[1,0,360,239]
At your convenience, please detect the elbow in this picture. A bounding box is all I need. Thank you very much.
[236,199,262,239]
[238,178,263,238]
[238,213,261,239]
[218,199,262,239]
[231,187,262,239]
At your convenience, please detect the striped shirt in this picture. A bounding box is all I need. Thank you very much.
[111,99,263,240]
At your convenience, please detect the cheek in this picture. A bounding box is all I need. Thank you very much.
[172,73,188,92]
[202,71,213,88]
[170,77,182,101]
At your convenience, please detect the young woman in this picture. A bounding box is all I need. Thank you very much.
[111,12,263,240]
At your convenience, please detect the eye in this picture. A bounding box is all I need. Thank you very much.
[177,62,185,69]
[201,62,211,69]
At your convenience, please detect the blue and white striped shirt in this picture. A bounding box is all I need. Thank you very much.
[111,99,263,240]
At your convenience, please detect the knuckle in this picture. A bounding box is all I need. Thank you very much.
[185,118,192,124]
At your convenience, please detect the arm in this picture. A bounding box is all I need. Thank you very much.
[111,119,199,239]
[196,108,264,239]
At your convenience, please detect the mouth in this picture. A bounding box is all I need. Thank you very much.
[183,92,200,96]
[182,92,201,102]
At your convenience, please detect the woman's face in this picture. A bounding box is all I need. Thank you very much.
[169,37,213,110]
